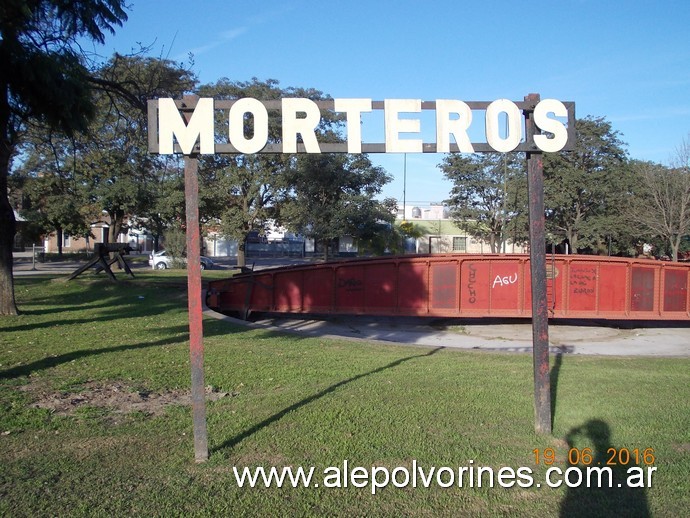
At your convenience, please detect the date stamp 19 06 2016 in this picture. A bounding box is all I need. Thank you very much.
[533,447,656,467]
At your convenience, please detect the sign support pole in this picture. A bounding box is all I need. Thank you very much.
[524,93,552,434]
[183,96,209,462]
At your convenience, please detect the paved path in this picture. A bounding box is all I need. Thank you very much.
[203,308,690,357]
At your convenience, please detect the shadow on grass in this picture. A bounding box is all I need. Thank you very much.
[0,313,254,381]
[0,290,289,381]
[0,330,190,380]
[559,419,651,517]
[550,352,564,429]
[5,279,188,333]
[213,346,446,454]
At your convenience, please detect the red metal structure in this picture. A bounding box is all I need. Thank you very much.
[207,254,690,321]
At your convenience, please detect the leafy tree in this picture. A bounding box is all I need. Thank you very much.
[542,116,628,253]
[196,78,339,266]
[440,152,527,253]
[394,220,425,254]
[22,174,93,256]
[162,225,187,268]
[206,153,288,267]
[627,140,690,261]
[14,55,194,260]
[132,155,185,251]
[281,154,394,260]
[13,127,96,256]
[0,0,128,315]
[74,55,195,246]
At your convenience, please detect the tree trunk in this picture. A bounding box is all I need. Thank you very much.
[237,241,246,267]
[566,229,578,254]
[0,72,17,315]
[671,235,680,262]
[0,138,18,316]
[0,202,17,315]
[108,209,125,245]
[489,233,498,253]
[108,209,125,268]
[56,227,64,258]
[0,74,18,315]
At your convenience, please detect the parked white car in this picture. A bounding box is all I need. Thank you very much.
[148,250,214,270]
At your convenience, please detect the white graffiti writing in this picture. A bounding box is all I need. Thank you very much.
[492,273,518,288]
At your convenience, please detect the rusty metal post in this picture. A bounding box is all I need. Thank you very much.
[183,97,209,462]
[524,93,552,434]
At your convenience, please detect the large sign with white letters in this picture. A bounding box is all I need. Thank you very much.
[147,98,575,155]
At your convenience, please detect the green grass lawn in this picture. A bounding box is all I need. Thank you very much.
[1,273,688,517]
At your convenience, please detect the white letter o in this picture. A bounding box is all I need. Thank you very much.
[229,98,269,154]
[486,99,522,152]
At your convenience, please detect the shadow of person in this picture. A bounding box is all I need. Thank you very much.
[559,419,651,517]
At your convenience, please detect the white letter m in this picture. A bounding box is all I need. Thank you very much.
[158,98,214,154]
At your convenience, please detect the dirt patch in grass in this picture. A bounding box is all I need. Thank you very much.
[20,380,235,418]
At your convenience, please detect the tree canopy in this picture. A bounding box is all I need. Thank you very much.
[626,139,690,261]
[440,152,527,253]
[1,0,129,315]
[282,153,394,260]
[542,116,630,253]
[75,55,195,245]
[197,78,343,266]
[15,55,195,257]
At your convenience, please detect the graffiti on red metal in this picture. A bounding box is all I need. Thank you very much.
[338,277,363,291]
[467,263,478,304]
[570,266,596,296]
[492,273,518,288]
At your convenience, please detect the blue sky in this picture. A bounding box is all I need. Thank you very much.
[96,0,690,204]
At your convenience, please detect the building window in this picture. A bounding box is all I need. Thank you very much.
[63,234,71,248]
[452,236,467,252]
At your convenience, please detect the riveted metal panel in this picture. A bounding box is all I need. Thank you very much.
[597,263,628,314]
[274,270,303,312]
[364,263,398,310]
[430,262,458,310]
[568,263,598,312]
[335,265,365,313]
[631,267,655,312]
[303,267,335,313]
[663,268,687,313]
[396,261,429,314]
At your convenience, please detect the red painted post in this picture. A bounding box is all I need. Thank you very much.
[524,93,552,435]
[183,97,209,462]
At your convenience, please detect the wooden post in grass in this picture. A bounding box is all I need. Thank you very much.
[182,96,209,462]
[524,93,552,434]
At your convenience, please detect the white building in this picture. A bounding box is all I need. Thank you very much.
[398,202,527,254]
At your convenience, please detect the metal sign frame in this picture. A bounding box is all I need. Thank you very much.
[149,93,573,461]
[147,98,576,155]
